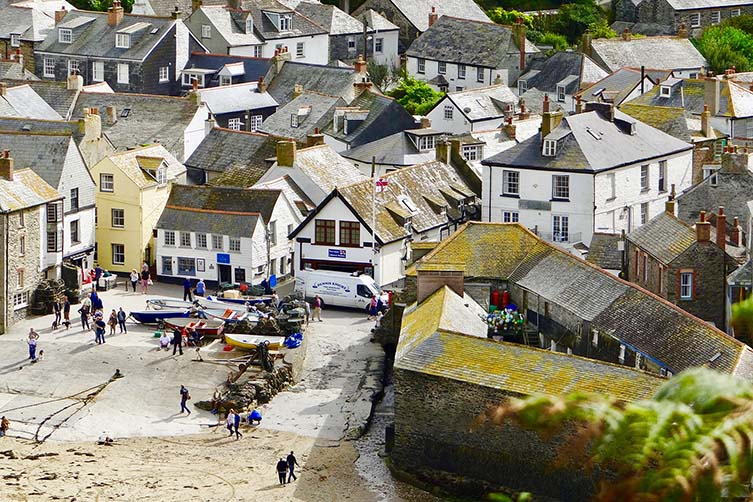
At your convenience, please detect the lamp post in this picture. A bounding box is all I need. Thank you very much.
[618,229,626,279]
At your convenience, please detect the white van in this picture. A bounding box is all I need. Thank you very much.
[294,270,380,310]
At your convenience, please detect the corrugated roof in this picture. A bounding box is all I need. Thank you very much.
[0,167,62,212]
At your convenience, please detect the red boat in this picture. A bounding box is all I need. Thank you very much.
[162,317,225,337]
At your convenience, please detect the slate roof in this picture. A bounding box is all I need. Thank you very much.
[253,173,313,214]
[340,129,435,167]
[261,91,344,142]
[356,9,399,32]
[626,211,696,264]
[676,170,753,226]
[384,0,490,32]
[0,167,62,213]
[626,78,753,119]
[105,144,185,189]
[182,52,273,86]
[132,0,225,18]
[158,204,260,238]
[0,83,63,119]
[266,61,358,106]
[294,2,363,35]
[0,4,55,42]
[611,21,674,36]
[320,90,416,148]
[37,10,177,62]
[619,103,693,142]
[335,159,480,244]
[578,67,672,106]
[239,0,327,41]
[163,183,282,223]
[586,233,623,270]
[590,36,707,73]
[1,79,79,119]
[0,61,39,81]
[198,82,278,115]
[195,6,262,47]
[665,0,752,9]
[0,131,78,188]
[72,92,201,161]
[482,106,693,172]
[518,51,608,94]
[291,143,367,193]
[185,127,277,176]
[406,16,538,68]
[409,221,753,377]
[397,285,663,401]
[442,85,516,122]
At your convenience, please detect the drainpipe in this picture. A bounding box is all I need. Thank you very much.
[487,166,492,221]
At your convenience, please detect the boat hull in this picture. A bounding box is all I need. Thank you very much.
[224,333,284,351]
[163,317,225,337]
[130,310,189,324]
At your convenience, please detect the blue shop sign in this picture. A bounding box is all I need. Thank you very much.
[328,249,346,259]
[217,253,231,264]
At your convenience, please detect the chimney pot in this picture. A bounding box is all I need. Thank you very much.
[543,93,550,113]
[428,6,438,27]
[108,0,124,27]
[0,82,6,97]
[55,6,67,24]
[716,206,727,251]
[257,75,267,93]
[700,210,706,222]
[106,105,118,125]
[731,217,742,246]
[0,150,13,181]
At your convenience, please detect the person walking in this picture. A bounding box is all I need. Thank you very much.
[195,278,206,297]
[62,297,71,329]
[0,416,9,437]
[107,309,117,336]
[179,385,191,415]
[27,328,39,360]
[233,410,242,439]
[183,277,193,302]
[78,297,91,331]
[91,290,103,313]
[94,264,103,291]
[367,295,378,320]
[313,295,322,322]
[141,265,150,295]
[130,269,139,293]
[52,297,61,329]
[94,315,106,344]
[276,458,288,485]
[226,410,235,437]
[172,328,183,355]
[117,307,127,334]
[286,451,300,482]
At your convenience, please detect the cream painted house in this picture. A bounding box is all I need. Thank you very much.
[91,145,186,275]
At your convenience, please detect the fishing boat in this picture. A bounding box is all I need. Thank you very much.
[146,298,195,310]
[129,309,189,324]
[162,317,225,337]
[148,297,247,314]
[210,294,273,306]
[202,308,258,323]
[224,333,285,351]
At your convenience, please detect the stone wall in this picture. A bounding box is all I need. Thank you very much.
[352,0,419,53]
[392,369,596,501]
[0,40,35,73]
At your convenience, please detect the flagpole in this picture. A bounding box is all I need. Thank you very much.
[371,156,376,281]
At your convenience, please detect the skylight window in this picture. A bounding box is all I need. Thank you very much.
[399,195,420,214]
[121,108,131,118]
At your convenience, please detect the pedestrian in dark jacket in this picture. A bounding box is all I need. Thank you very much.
[276,458,288,485]
[52,298,61,329]
[233,410,242,439]
[172,328,183,355]
[78,302,90,330]
[183,277,193,302]
[180,385,191,414]
[286,451,300,482]
[94,317,106,344]
[63,297,71,329]
[117,307,127,333]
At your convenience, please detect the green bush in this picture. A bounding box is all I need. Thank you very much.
[486,8,534,27]
[722,13,753,34]
[386,77,444,116]
[537,32,569,50]
[695,26,753,73]
[588,20,617,39]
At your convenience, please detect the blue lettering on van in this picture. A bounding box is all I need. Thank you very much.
[311,281,351,293]
[328,249,346,258]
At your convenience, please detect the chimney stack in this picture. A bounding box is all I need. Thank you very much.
[293,83,303,99]
[108,0,124,27]
[192,0,201,13]
[354,54,367,74]
[517,98,529,120]
[66,72,83,91]
[705,73,721,115]
[622,28,631,41]
[701,104,712,137]
[435,139,450,164]
[575,94,584,114]
[696,211,711,242]
[204,112,215,136]
[354,76,372,94]
[665,188,676,216]
[306,128,325,147]
[416,263,464,304]
[503,116,516,141]
[540,95,564,139]
[106,105,118,125]
[171,5,181,19]
[0,150,13,181]
[55,6,67,24]
[730,217,743,247]
[257,75,267,93]
[716,206,726,251]
[513,17,526,73]
[0,82,6,97]
[419,117,431,129]
[677,22,688,38]
[581,29,592,57]
[276,140,296,167]
[428,6,438,27]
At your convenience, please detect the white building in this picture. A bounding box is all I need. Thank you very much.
[481,101,694,246]
[155,185,301,286]
[289,142,481,286]
[426,85,518,135]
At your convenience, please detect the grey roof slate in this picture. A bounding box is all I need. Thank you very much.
[586,233,623,270]
[340,129,436,166]
[266,61,358,106]
[185,127,278,175]
[626,211,696,264]
[406,16,538,68]
[578,67,671,106]
[356,9,398,32]
[165,183,282,223]
[0,4,54,41]
[0,83,63,119]
[320,90,416,148]
[198,82,278,115]
[591,36,707,73]
[158,206,260,238]
[72,92,201,160]
[0,79,79,119]
[444,85,517,121]
[36,10,176,61]
[482,107,693,172]
[0,61,39,81]
[677,170,753,225]
[666,0,753,9]
[294,2,363,35]
[238,0,327,40]
[182,52,273,86]
[132,0,225,18]
[385,0,490,32]
[0,131,74,188]
[519,52,607,94]
[260,91,344,142]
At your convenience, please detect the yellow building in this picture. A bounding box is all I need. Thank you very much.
[91,145,186,274]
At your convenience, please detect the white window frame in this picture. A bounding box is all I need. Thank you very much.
[518,80,527,94]
[201,25,211,38]
[117,63,129,84]
[156,166,167,185]
[476,66,484,83]
[418,135,435,151]
[19,235,25,256]
[220,75,232,86]
[111,208,125,228]
[180,231,191,247]
[10,33,21,47]
[100,173,114,192]
[680,271,693,299]
[92,61,104,82]
[197,233,207,249]
[502,211,519,223]
[457,64,466,79]
[690,12,701,27]
[619,344,626,364]
[640,202,649,225]
[502,170,519,196]
[253,46,263,58]
[660,85,671,97]
[552,175,569,199]
[43,58,55,77]
[543,139,556,156]
[658,160,667,191]
[711,11,721,24]
[417,58,425,74]
[159,66,169,82]
[67,59,79,75]
[375,37,383,54]
[250,115,263,131]
[556,84,566,102]
[164,230,175,246]
[112,243,125,265]
[732,8,741,16]
[13,291,29,310]
[703,165,719,186]
[443,105,453,120]
[462,145,481,161]
[228,118,242,131]
[212,234,223,250]
[229,237,241,252]
[552,214,569,242]
[59,28,72,44]
[279,14,291,31]
[296,42,305,58]
[115,33,130,49]
[438,61,446,75]
[640,164,649,191]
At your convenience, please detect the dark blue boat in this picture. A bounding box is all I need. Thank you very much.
[129,309,189,324]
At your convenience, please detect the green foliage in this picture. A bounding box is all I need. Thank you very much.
[536,32,569,51]
[69,0,133,12]
[722,13,753,34]
[486,8,533,27]
[696,26,753,73]
[386,77,443,116]
[484,368,753,501]
[588,20,617,39]
[732,295,753,346]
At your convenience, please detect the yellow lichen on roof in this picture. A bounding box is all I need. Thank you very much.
[0,168,61,212]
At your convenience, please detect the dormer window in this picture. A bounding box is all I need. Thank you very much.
[419,135,436,151]
[156,164,167,185]
[660,85,671,98]
[245,17,253,34]
[291,114,298,128]
[59,28,72,44]
[543,139,557,156]
[517,80,527,95]
[279,14,292,31]
[557,84,566,102]
[115,33,130,49]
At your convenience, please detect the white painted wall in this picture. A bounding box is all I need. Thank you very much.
[231,34,330,66]
[371,30,399,67]
[184,103,210,162]
[426,98,504,134]
[406,57,496,92]
[58,138,96,263]
[175,21,191,85]
[255,165,329,205]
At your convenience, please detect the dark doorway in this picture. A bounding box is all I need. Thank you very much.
[218,264,232,284]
